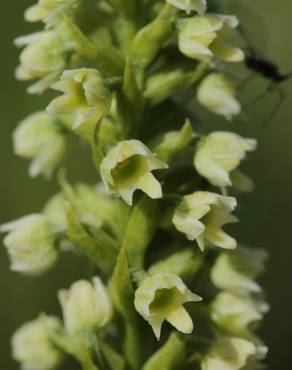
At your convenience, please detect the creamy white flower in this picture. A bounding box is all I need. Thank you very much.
[12,315,63,370]
[13,111,67,178]
[202,337,256,370]
[178,14,244,62]
[134,273,202,339]
[166,0,207,14]
[15,31,64,82]
[58,277,112,334]
[0,215,57,275]
[25,0,77,24]
[211,247,268,293]
[197,74,241,120]
[194,131,257,188]
[100,140,168,205]
[47,68,111,130]
[173,191,237,251]
[211,291,269,337]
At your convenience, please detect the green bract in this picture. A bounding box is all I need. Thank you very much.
[6,0,269,369]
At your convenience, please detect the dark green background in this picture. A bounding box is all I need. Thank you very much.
[0,1,291,369]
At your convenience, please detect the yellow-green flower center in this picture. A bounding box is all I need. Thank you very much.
[111,155,148,186]
[150,288,181,315]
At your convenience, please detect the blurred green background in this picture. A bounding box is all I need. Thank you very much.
[0,1,291,369]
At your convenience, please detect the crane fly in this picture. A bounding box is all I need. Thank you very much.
[227,1,292,125]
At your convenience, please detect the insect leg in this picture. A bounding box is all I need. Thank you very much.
[237,72,256,91]
[261,85,286,126]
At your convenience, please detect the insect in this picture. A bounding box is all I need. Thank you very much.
[227,1,291,125]
[238,26,292,125]
[244,47,291,84]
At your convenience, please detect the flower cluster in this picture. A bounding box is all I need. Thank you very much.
[3,0,269,369]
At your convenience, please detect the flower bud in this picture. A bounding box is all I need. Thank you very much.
[178,15,244,62]
[15,31,64,82]
[1,215,58,275]
[58,277,112,334]
[100,140,168,205]
[166,0,207,15]
[211,246,268,293]
[12,315,63,370]
[47,68,112,131]
[197,74,241,120]
[172,191,237,251]
[194,131,257,188]
[134,273,202,339]
[211,291,269,337]
[13,111,67,178]
[25,0,78,24]
[202,337,256,370]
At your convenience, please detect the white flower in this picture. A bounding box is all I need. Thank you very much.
[100,140,168,205]
[13,111,67,178]
[134,273,202,339]
[25,0,77,24]
[211,291,269,337]
[47,68,111,130]
[172,191,237,251]
[12,315,63,370]
[211,247,268,294]
[197,74,241,120]
[58,277,112,334]
[15,31,64,82]
[0,215,57,275]
[202,337,256,370]
[178,14,244,62]
[166,0,207,14]
[194,131,257,188]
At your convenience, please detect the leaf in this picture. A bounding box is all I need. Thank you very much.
[110,247,142,370]
[142,332,186,370]
[65,202,118,275]
[153,119,194,163]
[120,195,160,269]
[148,249,203,280]
[107,0,136,18]
[129,4,175,77]
[116,59,144,136]
[100,341,125,370]
[62,15,124,76]
[58,171,118,274]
